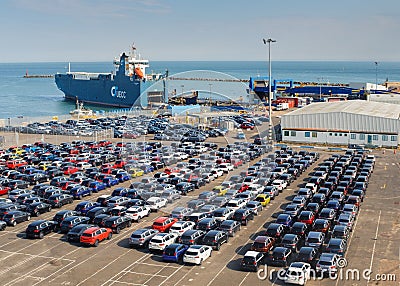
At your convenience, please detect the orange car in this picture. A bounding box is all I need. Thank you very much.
[250,236,276,253]
[80,227,112,247]
[152,217,178,233]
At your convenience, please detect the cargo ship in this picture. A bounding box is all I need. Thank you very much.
[55,44,164,108]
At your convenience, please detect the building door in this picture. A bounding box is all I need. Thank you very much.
[367,135,372,144]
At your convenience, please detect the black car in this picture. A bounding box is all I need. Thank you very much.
[269,246,293,266]
[175,182,194,195]
[67,224,95,242]
[47,194,74,208]
[265,223,288,241]
[179,229,205,245]
[190,178,206,189]
[103,216,132,233]
[96,195,113,207]
[217,219,241,237]
[297,246,320,267]
[27,173,49,185]
[202,230,229,250]
[60,216,91,233]
[290,222,309,238]
[0,203,26,219]
[26,202,52,216]
[279,234,302,252]
[232,209,254,226]
[93,214,111,227]
[52,210,78,230]
[3,210,30,226]
[86,207,110,223]
[25,220,55,239]
[196,217,219,231]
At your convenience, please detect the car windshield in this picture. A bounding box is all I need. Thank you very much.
[164,247,176,256]
[307,237,320,243]
[81,233,92,237]
[242,257,255,264]
[252,242,265,249]
[319,260,333,266]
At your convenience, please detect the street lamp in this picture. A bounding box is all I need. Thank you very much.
[263,38,276,143]
[375,61,378,93]
[318,77,324,100]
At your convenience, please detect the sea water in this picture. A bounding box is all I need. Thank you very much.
[0,61,398,119]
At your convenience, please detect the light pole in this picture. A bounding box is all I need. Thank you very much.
[318,77,323,100]
[375,61,378,93]
[263,38,276,143]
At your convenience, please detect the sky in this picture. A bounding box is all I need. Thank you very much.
[0,0,399,62]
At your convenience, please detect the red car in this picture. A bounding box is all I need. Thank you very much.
[152,217,178,233]
[6,160,28,169]
[63,166,79,175]
[0,186,11,195]
[240,122,255,130]
[298,211,316,225]
[113,160,127,169]
[80,227,112,246]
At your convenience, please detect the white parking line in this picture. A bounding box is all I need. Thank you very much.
[142,261,172,285]
[101,253,152,286]
[0,249,74,262]
[158,265,185,286]
[121,270,168,278]
[366,209,381,286]
[238,272,250,286]
[107,280,143,286]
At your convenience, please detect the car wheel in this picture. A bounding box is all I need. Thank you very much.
[12,221,17,227]
[216,243,220,251]
[27,216,31,221]
[78,195,82,200]
[226,236,229,243]
[199,258,203,265]
[94,240,99,247]
[89,191,92,196]
[34,212,39,217]
[243,219,248,226]
[48,206,52,212]
[39,232,44,239]
[116,227,121,234]
[127,221,132,227]
[107,233,112,240]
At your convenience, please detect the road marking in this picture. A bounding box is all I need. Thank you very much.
[366,210,382,286]
[238,272,250,286]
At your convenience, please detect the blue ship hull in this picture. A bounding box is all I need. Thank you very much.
[55,72,145,108]
[55,51,156,108]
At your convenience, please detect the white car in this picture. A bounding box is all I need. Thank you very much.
[183,245,213,265]
[272,179,288,192]
[126,206,150,222]
[246,183,264,195]
[169,221,195,236]
[176,152,189,160]
[218,163,234,173]
[213,207,235,222]
[226,199,246,211]
[148,232,178,251]
[76,162,92,170]
[210,169,224,178]
[284,262,311,285]
[146,197,168,212]
[305,183,318,194]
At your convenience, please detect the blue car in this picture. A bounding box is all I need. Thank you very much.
[276,214,295,227]
[103,176,119,187]
[162,243,189,262]
[74,201,100,215]
[69,186,92,200]
[88,181,106,193]
[140,165,154,174]
[111,187,129,197]
[115,172,130,182]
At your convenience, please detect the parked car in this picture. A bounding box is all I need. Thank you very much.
[283,262,312,285]
[25,220,55,239]
[67,224,95,242]
[202,230,229,250]
[129,228,159,248]
[217,220,241,237]
[241,251,265,272]
[80,226,113,247]
[162,243,189,263]
[3,210,30,226]
[104,216,132,233]
[183,245,212,265]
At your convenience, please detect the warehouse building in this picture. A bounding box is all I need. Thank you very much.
[280,100,400,147]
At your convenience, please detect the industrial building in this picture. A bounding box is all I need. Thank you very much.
[280,100,400,148]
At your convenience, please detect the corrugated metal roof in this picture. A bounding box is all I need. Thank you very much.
[285,100,400,119]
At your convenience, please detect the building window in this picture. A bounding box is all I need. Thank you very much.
[305,132,310,138]
[344,133,347,137]
[335,133,338,136]
[329,133,332,136]
[350,134,356,140]
[339,133,342,136]
[291,131,296,136]
[359,134,365,140]
[373,135,378,141]
[312,132,317,138]
[391,135,397,141]
[382,135,388,141]
[284,130,289,137]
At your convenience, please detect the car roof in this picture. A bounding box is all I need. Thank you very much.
[244,251,260,257]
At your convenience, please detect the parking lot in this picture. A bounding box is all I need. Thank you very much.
[0,109,398,286]
[0,142,397,286]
